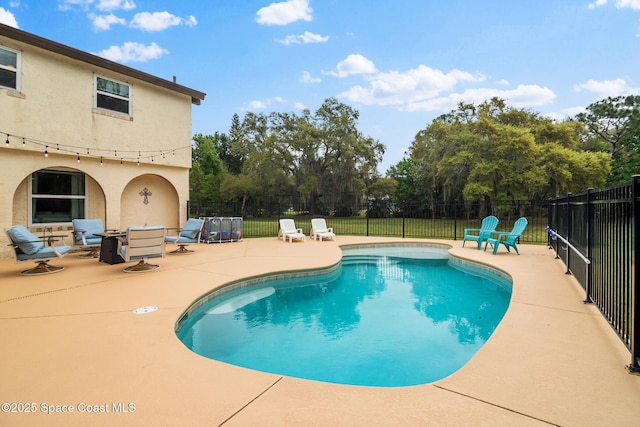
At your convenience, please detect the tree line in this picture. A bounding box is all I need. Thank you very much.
[190,95,639,216]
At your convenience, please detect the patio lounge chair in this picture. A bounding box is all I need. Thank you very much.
[165,218,204,254]
[117,225,166,272]
[310,218,336,241]
[5,225,72,275]
[462,215,499,250]
[484,217,528,255]
[278,219,306,243]
[72,218,108,258]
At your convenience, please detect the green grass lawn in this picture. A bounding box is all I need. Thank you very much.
[240,216,549,245]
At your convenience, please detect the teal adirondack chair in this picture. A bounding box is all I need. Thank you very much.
[484,217,528,255]
[462,215,499,250]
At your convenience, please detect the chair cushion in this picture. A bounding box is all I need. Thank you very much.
[179,218,203,239]
[72,219,104,243]
[15,245,72,261]
[7,225,44,255]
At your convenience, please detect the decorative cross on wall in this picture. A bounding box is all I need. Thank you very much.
[139,187,152,205]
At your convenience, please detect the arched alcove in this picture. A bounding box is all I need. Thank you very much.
[120,174,179,228]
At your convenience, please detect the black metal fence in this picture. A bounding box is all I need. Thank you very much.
[189,199,549,244]
[547,176,640,373]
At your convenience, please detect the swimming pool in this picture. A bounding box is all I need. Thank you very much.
[176,244,512,387]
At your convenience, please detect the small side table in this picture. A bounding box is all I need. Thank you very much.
[96,232,126,265]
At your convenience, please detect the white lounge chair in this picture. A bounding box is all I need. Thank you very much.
[278,219,306,243]
[310,218,336,241]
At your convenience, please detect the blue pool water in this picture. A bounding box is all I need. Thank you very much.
[177,245,511,387]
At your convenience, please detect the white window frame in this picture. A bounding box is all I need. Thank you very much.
[0,45,21,92]
[94,74,131,116]
[28,169,88,227]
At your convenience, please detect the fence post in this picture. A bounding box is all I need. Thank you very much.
[585,189,594,304]
[366,201,370,237]
[565,193,572,274]
[629,175,640,373]
[402,203,405,238]
[453,201,458,241]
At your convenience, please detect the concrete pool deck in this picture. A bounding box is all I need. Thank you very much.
[1,236,639,426]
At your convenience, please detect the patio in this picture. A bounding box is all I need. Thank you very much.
[1,236,639,426]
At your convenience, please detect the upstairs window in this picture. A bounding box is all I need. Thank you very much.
[95,75,130,115]
[0,46,20,90]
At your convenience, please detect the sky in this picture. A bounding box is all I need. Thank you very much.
[1,0,639,173]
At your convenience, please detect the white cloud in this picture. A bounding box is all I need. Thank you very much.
[247,100,267,110]
[90,13,126,31]
[338,64,484,106]
[588,0,640,8]
[615,0,640,9]
[0,7,18,27]
[58,0,93,11]
[243,97,287,111]
[278,31,329,45]
[403,85,556,112]
[300,71,321,83]
[95,0,136,11]
[294,102,307,110]
[130,11,197,32]
[573,78,639,97]
[256,0,312,26]
[324,54,377,78]
[95,41,168,63]
[588,0,608,8]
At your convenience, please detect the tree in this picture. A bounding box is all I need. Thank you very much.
[577,95,640,185]
[190,133,225,205]
[230,98,385,214]
[402,98,610,211]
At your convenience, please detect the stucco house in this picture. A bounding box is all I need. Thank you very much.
[0,24,205,259]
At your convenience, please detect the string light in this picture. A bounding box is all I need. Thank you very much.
[1,129,190,164]
[100,156,103,166]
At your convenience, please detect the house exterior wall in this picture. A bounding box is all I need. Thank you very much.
[0,28,202,259]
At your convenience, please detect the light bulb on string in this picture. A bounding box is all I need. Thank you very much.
[77,153,80,163]
[5,134,9,146]
[44,146,48,157]
[100,156,103,166]
[22,137,25,146]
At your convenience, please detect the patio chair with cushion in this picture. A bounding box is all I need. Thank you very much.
[117,225,166,272]
[484,217,528,255]
[462,215,499,250]
[165,218,204,254]
[278,219,306,243]
[310,218,336,241]
[72,218,108,258]
[5,225,72,275]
